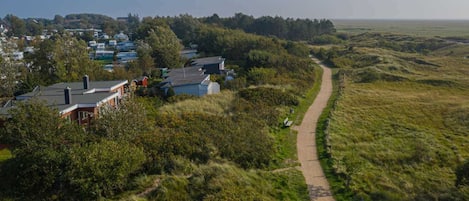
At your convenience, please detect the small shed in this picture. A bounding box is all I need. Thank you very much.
[133,76,148,88]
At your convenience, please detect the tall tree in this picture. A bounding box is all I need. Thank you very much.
[170,14,201,46]
[26,34,102,83]
[140,19,182,68]
[0,58,19,97]
[4,14,26,37]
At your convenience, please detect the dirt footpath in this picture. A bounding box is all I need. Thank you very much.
[294,58,334,201]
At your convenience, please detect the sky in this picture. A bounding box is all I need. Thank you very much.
[1,0,469,20]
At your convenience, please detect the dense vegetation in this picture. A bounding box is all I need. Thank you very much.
[0,12,322,200]
[312,33,469,200]
[2,13,334,43]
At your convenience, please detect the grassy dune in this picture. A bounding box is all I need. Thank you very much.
[322,42,469,200]
[159,91,236,115]
[334,19,469,37]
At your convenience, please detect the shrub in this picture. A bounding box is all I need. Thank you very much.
[238,87,299,106]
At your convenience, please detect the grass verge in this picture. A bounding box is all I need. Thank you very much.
[315,68,353,200]
[270,65,323,169]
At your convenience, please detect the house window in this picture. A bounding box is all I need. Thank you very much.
[78,111,88,124]
[115,96,119,107]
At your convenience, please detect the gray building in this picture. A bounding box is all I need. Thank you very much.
[161,67,220,97]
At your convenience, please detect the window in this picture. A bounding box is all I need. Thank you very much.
[78,111,88,120]
[78,111,89,125]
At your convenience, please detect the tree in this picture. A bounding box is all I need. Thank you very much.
[170,14,201,46]
[127,41,155,75]
[66,140,146,199]
[90,99,152,141]
[25,18,44,36]
[26,34,103,83]
[145,25,183,68]
[4,14,26,36]
[0,100,86,199]
[0,55,19,97]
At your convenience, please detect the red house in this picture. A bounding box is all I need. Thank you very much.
[0,75,128,125]
[133,76,148,88]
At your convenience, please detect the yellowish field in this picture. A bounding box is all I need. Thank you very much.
[333,19,469,37]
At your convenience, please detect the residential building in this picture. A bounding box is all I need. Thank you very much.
[114,31,129,41]
[160,67,220,97]
[1,76,128,125]
[190,56,225,74]
[117,41,136,51]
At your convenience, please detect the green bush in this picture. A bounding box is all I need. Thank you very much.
[238,87,299,106]
[66,140,146,199]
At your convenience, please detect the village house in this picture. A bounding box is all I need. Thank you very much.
[160,67,220,97]
[0,75,128,125]
[190,56,226,74]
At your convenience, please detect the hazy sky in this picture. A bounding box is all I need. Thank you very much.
[1,0,469,20]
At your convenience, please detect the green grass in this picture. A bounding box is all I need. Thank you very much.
[322,43,469,200]
[270,65,324,169]
[292,66,324,125]
[158,91,236,115]
[315,68,351,200]
[0,149,12,162]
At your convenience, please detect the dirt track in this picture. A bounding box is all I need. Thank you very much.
[294,58,334,201]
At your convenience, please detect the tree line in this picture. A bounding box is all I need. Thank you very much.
[2,13,335,42]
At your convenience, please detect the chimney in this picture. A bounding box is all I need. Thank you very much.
[64,87,72,104]
[83,75,89,89]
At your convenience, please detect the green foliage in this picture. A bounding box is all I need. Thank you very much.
[198,13,336,41]
[169,14,201,46]
[238,87,299,106]
[145,25,183,68]
[0,147,69,199]
[1,99,85,152]
[4,14,26,37]
[150,176,191,201]
[0,149,12,162]
[456,160,469,187]
[0,58,19,97]
[320,38,469,200]
[311,34,343,45]
[247,67,277,85]
[91,100,152,141]
[66,140,146,199]
[154,112,274,169]
[26,34,103,84]
[166,94,197,103]
[152,163,309,201]
[0,100,148,200]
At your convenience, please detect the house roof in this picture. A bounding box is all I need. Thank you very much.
[161,67,209,88]
[10,80,128,115]
[191,56,225,66]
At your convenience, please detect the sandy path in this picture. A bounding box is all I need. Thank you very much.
[295,58,334,201]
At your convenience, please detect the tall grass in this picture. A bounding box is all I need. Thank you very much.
[270,66,323,169]
[158,91,235,115]
[324,43,469,200]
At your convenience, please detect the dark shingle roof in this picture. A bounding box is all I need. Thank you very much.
[11,80,127,114]
[191,56,224,66]
[162,67,209,87]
